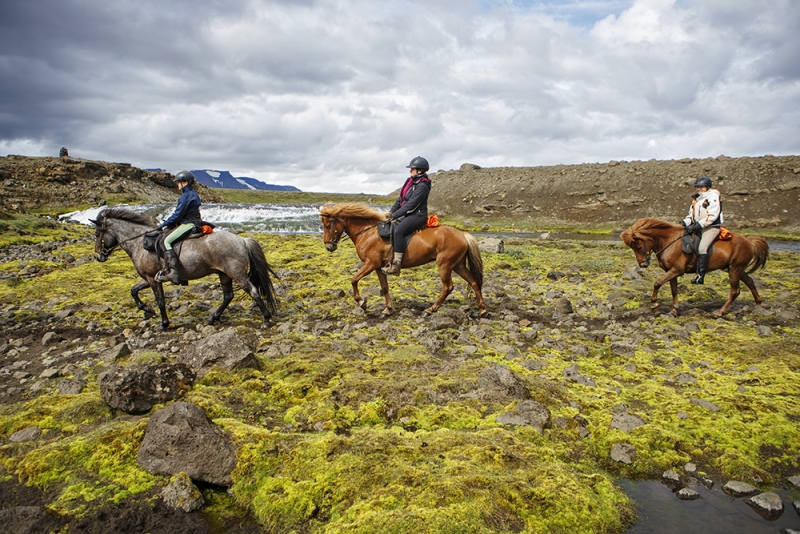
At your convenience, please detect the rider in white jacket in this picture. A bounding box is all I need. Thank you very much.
[681,176,722,284]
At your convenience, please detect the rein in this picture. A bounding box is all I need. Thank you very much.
[322,216,381,247]
[646,234,683,262]
[97,219,150,256]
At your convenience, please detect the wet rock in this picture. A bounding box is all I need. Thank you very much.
[41,331,62,346]
[57,378,86,395]
[478,238,504,254]
[562,363,596,387]
[0,506,63,533]
[161,472,205,512]
[99,363,195,414]
[179,327,259,379]
[610,442,635,464]
[690,396,719,412]
[137,401,238,486]
[610,407,645,432]
[684,462,696,473]
[9,426,41,442]
[788,475,800,489]
[101,342,131,362]
[744,492,783,518]
[792,501,800,514]
[723,480,758,497]
[496,400,551,432]
[662,470,681,484]
[676,488,701,500]
[610,342,636,357]
[477,364,529,401]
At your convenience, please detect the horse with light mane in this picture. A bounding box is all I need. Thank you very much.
[620,217,768,316]
[320,203,485,316]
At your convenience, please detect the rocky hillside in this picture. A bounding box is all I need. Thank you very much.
[0,155,224,212]
[429,155,800,230]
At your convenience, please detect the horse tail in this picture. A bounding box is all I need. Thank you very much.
[746,236,769,274]
[464,232,484,290]
[245,238,278,313]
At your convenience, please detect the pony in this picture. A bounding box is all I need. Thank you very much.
[620,217,768,316]
[319,203,485,316]
[92,207,277,329]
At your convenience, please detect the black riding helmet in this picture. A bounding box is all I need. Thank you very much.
[174,170,196,184]
[406,156,430,172]
[693,176,712,188]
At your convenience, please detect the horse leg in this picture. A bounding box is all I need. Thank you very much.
[151,280,170,330]
[131,280,155,318]
[209,274,235,324]
[739,271,762,306]
[668,278,680,316]
[425,266,455,315]
[717,269,742,316]
[651,268,682,314]
[376,271,393,316]
[236,275,273,325]
[453,263,486,315]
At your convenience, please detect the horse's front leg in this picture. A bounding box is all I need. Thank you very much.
[131,280,155,318]
[150,279,170,330]
[651,268,682,314]
[349,261,386,313]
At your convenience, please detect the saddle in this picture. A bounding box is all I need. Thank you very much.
[143,224,213,259]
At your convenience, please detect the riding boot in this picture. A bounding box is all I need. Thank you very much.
[159,250,182,284]
[381,252,403,276]
[692,254,709,284]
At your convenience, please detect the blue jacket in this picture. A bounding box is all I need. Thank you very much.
[158,185,202,229]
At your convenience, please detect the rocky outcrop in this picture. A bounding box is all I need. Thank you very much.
[99,363,195,414]
[0,155,224,212]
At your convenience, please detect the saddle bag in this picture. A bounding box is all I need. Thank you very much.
[143,231,160,252]
[681,233,700,254]
[378,220,392,239]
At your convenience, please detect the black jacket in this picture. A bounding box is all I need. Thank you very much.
[390,176,431,220]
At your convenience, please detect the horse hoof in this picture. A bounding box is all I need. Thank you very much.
[381,308,393,317]
[671,309,680,317]
[207,316,219,325]
[159,324,170,331]
[423,307,435,315]
[359,298,368,311]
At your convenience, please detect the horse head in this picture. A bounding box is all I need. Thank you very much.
[320,213,344,252]
[621,226,654,268]
[91,213,115,262]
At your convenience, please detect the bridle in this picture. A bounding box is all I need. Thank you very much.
[93,218,148,258]
[322,215,382,248]
[641,234,683,264]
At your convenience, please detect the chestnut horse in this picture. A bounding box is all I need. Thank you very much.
[621,218,768,316]
[320,203,485,316]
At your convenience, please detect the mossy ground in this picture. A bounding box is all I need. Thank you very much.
[1,224,799,532]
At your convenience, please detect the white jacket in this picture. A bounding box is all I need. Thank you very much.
[683,188,722,228]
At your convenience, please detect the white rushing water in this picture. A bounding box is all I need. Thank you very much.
[60,203,389,234]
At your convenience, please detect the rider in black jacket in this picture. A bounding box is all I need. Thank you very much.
[382,157,432,275]
[155,171,202,284]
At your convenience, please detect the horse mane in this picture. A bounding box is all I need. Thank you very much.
[319,203,388,221]
[620,217,679,245]
[97,207,156,227]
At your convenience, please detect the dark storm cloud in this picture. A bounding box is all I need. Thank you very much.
[1,0,798,193]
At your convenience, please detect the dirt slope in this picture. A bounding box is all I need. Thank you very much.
[428,155,800,230]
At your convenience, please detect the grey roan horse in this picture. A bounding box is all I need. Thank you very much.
[92,207,277,329]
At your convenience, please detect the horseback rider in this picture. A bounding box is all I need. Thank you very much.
[155,170,202,284]
[381,156,432,275]
[681,175,722,285]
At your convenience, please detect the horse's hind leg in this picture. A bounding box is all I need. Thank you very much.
[740,272,762,306]
[209,274,235,324]
[233,273,272,324]
[717,269,743,316]
[425,266,455,315]
[454,263,485,315]
[131,280,154,318]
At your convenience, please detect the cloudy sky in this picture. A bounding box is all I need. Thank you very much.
[1,0,798,193]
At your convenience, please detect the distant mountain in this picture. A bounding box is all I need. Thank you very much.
[190,169,301,191]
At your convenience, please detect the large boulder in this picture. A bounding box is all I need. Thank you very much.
[99,363,195,414]
[137,402,238,486]
[178,327,259,379]
[496,400,551,432]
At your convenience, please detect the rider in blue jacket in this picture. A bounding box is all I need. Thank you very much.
[155,171,202,284]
